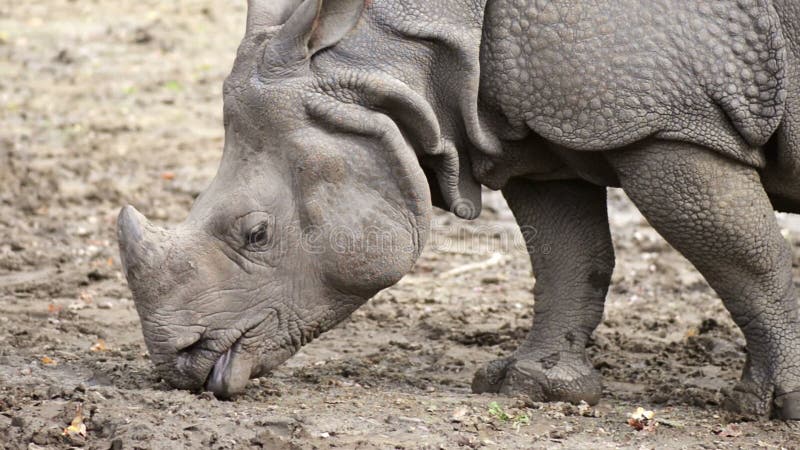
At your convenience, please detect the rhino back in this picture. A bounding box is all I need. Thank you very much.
[480,0,787,167]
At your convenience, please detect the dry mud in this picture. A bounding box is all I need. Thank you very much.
[1,1,800,449]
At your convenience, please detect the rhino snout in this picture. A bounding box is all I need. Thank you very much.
[144,318,290,398]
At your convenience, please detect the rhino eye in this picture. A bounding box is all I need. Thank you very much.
[246,223,271,251]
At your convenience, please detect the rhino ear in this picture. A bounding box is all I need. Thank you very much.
[261,0,365,72]
[302,0,366,55]
[246,0,304,33]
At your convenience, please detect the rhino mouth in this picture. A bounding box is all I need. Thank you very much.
[209,347,235,383]
[203,333,255,398]
[194,317,314,398]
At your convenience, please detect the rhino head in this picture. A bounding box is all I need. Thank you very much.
[118,0,486,397]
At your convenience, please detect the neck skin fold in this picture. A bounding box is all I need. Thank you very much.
[307,0,506,219]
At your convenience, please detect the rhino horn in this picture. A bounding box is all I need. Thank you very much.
[246,0,304,33]
[117,205,163,281]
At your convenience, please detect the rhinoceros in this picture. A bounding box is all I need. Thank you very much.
[117,0,800,419]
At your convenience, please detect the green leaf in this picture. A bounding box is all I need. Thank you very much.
[164,80,182,92]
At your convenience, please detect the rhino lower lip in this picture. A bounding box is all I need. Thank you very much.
[209,347,234,386]
[204,336,244,395]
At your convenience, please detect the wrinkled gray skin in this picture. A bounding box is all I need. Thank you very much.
[118,0,800,419]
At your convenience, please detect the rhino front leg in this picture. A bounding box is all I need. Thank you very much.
[607,140,800,420]
[472,179,614,405]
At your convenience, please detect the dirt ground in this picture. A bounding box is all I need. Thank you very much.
[2,1,800,449]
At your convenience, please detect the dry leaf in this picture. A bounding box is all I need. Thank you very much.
[68,301,89,311]
[451,406,470,423]
[79,291,94,304]
[627,407,658,432]
[577,400,595,417]
[62,404,87,438]
[40,356,57,366]
[713,423,742,437]
[90,339,108,352]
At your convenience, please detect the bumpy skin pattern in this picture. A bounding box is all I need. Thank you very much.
[472,0,800,419]
[480,0,786,161]
[606,141,800,419]
[472,179,613,405]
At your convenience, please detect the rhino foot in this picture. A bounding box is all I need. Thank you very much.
[775,392,800,420]
[472,353,602,405]
[724,377,800,420]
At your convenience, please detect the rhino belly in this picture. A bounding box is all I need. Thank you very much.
[761,27,800,211]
